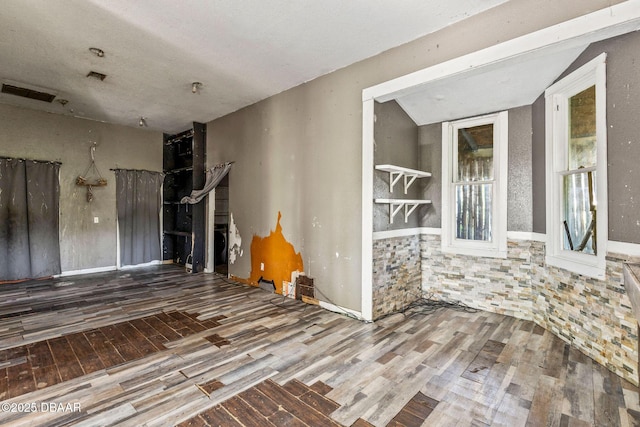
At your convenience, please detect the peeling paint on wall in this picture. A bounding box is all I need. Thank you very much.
[228,212,243,264]
[236,211,304,295]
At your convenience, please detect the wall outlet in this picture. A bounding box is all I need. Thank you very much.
[260,262,264,271]
[93,217,99,224]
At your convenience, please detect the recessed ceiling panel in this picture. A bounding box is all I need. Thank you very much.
[395,45,586,125]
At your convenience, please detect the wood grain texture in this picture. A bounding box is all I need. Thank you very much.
[0,265,638,426]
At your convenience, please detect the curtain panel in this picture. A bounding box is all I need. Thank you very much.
[115,169,163,267]
[0,158,61,281]
[180,162,232,204]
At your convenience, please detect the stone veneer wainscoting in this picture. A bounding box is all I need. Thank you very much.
[420,233,640,386]
[372,234,422,320]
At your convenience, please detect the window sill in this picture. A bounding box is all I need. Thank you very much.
[545,254,605,280]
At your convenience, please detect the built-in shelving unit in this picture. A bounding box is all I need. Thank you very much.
[162,123,206,273]
[375,164,431,194]
[375,164,431,223]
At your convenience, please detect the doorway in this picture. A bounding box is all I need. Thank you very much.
[214,174,229,275]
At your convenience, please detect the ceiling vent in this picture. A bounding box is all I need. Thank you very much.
[1,83,56,103]
[86,71,107,81]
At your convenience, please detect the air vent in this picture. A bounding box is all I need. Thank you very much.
[86,71,107,81]
[1,84,56,103]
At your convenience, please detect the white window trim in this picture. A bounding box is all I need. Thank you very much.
[544,53,608,280]
[441,111,508,258]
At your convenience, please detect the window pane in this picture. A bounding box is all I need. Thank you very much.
[568,86,596,170]
[562,170,596,254]
[455,183,492,241]
[457,124,493,181]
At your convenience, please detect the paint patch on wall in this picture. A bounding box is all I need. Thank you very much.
[242,212,304,295]
[228,213,243,264]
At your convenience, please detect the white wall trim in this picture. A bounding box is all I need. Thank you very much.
[119,260,164,270]
[419,227,442,236]
[57,265,117,278]
[319,300,365,321]
[373,228,419,240]
[361,98,375,322]
[373,227,442,240]
[608,241,640,257]
[58,259,166,278]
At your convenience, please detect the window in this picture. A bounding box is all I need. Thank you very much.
[441,111,508,257]
[545,53,607,279]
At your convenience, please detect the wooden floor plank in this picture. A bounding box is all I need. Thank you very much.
[222,395,278,427]
[48,337,85,380]
[0,265,638,427]
[83,329,126,368]
[67,332,106,374]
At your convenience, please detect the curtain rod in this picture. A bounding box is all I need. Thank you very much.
[110,168,163,174]
[0,156,62,165]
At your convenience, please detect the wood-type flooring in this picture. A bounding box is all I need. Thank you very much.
[0,265,639,426]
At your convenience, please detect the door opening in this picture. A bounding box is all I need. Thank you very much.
[214,174,229,275]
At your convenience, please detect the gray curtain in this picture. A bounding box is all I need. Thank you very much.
[180,162,232,204]
[0,158,61,281]
[115,169,163,266]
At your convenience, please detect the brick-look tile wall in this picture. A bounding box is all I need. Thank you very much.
[533,251,640,385]
[372,235,421,320]
[420,234,534,320]
[419,233,640,385]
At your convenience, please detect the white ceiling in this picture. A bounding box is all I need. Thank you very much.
[0,0,508,134]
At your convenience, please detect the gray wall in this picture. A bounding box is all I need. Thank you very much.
[0,104,162,272]
[532,95,546,234]
[532,30,640,243]
[373,100,420,232]
[206,0,623,312]
[507,106,533,233]
[418,124,442,228]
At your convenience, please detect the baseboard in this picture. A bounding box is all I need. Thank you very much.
[119,260,164,270]
[58,260,167,278]
[318,301,365,321]
[57,265,117,277]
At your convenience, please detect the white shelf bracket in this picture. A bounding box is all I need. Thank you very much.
[404,203,420,222]
[389,202,403,224]
[375,198,431,224]
[389,172,403,193]
[404,174,418,194]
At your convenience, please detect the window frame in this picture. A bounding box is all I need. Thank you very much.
[544,53,608,279]
[441,111,508,258]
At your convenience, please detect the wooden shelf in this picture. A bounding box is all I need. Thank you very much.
[375,198,431,224]
[164,166,193,174]
[375,164,431,194]
[164,230,192,237]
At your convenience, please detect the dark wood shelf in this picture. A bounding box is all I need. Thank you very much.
[164,166,193,174]
[164,230,192,237]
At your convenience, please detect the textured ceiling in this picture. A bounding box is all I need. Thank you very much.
[0,0,508,133]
